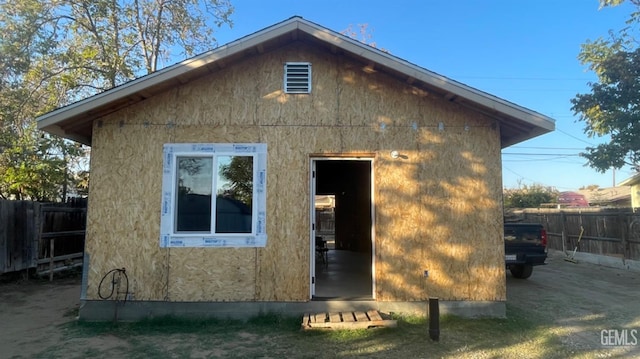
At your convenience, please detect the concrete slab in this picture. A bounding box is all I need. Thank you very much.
[78,298,506,321]
[550,249,640,272]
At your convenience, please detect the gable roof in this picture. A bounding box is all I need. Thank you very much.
[37,16,554,147]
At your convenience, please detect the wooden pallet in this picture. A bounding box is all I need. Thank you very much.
[301,310,397,330]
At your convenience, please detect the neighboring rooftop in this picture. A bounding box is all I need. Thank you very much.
[578,186,631,207]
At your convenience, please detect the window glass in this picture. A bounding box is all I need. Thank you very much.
[176,157,213,232]
[160,143,267,248]
[216,156,253,233]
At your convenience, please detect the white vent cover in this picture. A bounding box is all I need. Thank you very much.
[284,62,312,93]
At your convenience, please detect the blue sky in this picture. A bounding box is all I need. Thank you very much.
[202,0,637,191]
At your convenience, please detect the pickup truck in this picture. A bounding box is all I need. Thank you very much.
[504,222,547,279]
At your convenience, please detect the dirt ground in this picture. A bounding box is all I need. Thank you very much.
[0,274,82,358]
[1,251,640,358]
[507,250,640,356]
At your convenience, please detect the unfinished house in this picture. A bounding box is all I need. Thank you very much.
[37,17,554,320]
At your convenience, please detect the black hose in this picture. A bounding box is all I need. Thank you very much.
[98,268,129,302]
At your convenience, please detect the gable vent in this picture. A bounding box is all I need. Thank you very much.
[284,62,312,94]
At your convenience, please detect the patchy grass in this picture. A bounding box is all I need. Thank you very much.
[62,307,79,318]
[35,305,615,359]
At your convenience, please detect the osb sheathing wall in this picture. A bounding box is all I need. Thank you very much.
[85,42,505,303]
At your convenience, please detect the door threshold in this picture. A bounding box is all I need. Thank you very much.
[312,296,374,301]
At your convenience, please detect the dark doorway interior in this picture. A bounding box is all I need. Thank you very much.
[314,160,372,299]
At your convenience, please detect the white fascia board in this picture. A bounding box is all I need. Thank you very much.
[37,19,302,130]
[37,16,555,135]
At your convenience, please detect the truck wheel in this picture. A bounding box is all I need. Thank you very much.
[510,264,533,279]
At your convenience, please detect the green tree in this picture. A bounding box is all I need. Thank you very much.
[0,0,233,200]
[571,0,640,172]
[0,1,85,200]
[599,0,631,7]
[2,0,233,91]
[503,184,559,209]
[218,156,253,206]
[0,127,84,201]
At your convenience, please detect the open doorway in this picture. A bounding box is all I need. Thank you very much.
[311,159,374,300]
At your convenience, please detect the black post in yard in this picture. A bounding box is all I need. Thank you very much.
[428,297,440,341]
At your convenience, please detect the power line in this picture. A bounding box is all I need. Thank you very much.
[503,158,583,163]
[502,166,584,191]
[555,128,595,146]
[502,153,581,156]
[484,89,584,92]
[503,166,531,181]
[548,114,577,118]
[453,75,592,81]
[508,146,585,150]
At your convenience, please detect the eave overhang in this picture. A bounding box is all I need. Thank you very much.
[37,16,554,148]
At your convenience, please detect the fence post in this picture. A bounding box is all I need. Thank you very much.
[35,202,42,275]
[49,238,54,282]
[428,297,440,341]
[623,214,630,261]
[560,211,566,253]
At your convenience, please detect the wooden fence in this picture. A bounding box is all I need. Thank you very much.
[0,200,86,277]
[0,201,39,274]
[512,208,640,261]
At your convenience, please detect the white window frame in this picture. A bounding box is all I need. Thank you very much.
[160,143,267,248]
